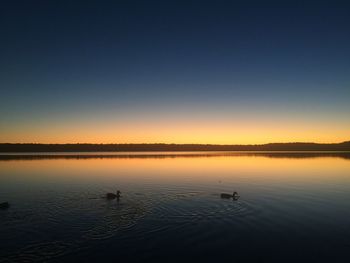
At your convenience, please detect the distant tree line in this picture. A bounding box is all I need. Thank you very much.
[0,141,350,152]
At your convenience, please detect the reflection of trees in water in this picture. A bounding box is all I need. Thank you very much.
[243,152,350,159]
[1,152,350,160]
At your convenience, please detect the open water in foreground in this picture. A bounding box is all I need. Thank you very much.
[1,152,350,262]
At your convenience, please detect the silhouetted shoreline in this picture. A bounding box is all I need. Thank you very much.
[1,141,350,152]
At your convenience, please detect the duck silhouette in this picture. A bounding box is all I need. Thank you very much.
[220,191,239,200]
[0,202,9,210]
[106,190,121,200]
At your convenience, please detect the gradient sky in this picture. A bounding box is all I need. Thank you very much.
[1,0,349,144]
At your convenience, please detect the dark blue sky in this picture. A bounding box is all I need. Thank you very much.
[1,1,349,143]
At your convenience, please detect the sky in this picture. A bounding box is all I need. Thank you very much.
[0,0,349,144]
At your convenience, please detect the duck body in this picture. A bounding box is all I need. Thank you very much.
[106,193,117,199]
[106,190,121,200]
[220,193,233,199]
[0,202,9,210]
[220,191,240,200]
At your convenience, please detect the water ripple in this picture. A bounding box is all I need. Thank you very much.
[0,241,76,263]
[81,199,148,241]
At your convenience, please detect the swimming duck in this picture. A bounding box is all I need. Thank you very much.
[220,191,239,200]
[106,190,121,200]
[0,202,9,210]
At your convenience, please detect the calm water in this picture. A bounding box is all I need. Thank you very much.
[1,152,350,262]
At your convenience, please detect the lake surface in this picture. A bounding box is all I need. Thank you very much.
[1,152,350,262]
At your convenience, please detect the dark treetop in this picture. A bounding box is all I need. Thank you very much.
[1,141,350,152]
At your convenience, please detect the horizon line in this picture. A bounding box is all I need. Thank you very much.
[1,141,350,146]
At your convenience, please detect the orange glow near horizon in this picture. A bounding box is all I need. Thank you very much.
[1,117,349,144]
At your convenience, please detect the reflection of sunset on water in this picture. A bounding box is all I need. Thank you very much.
[1,154,350,185]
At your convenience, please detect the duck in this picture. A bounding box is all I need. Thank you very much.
[220,191,239,200]
[106,190,121,200]
[0,202,9,210]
